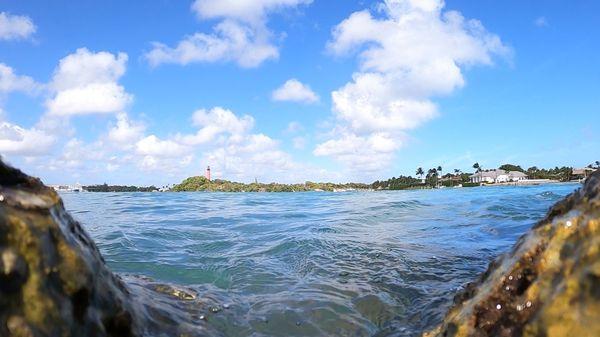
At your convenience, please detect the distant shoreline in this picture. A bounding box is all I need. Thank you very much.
[64,180,580,193]
[57,165,594,193]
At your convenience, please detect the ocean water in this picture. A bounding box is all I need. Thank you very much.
[60,183,578,336]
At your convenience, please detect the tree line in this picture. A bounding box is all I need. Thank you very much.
[84,183,159,192]
[170,176,370,192]
[372,161,599,190]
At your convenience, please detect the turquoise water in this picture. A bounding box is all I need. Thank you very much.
[60,183,578,336]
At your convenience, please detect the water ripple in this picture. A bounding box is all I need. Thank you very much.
[60,183,579,336]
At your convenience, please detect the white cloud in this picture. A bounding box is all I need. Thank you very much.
[138,154,194,172]
[146,21,278,68]
[314,131,400,172]
[0,121,55,156]
[191,0,312,24]
[178,107,254,145]
[0,63,40,94]
[166,106,311,182]
[108,113,146,146]
[534,16,548,27]
[114,106,308,181]
[46,83,131,116]
[272,79,319,103]
[48,138,100,170]
[202,132,296,182]
[136,135,189,158]
[317,0,508,172]
[0,12,36,41]
[332,73,438,133]
[146,0,311,68]
[46,48,132,116]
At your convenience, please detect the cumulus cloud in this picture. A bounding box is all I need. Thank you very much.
[146,21,278,68]
[46,48,132,116]
[108,113,146,146]
[0,12,36,40]
[0,121,54,156]
[126,106,308,182]
[191,0,312,24]
[178,106,254,145]
[272,79,319,103]
[0,63,40,94]
[46,138,101,170]
[146,0,311,68]
[314,131,400,172]
[136,135,190,158]
[317,0,508,172]
[202,132,297,182]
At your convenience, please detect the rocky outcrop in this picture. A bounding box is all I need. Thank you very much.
[0,161,211,337]
[425,170,600,337]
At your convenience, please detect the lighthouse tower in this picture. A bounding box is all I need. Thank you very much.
[205,166,211,181]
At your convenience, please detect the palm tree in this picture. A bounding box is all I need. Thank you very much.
[473,162,481,173]
[528,166,539,179]
[454,169,461,175]
[595,161,600,169]
[429,168,439,188]
[426,168,437,188]
[416,167,424,181]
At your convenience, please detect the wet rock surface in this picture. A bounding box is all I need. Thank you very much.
[0,161,215,337]
[424,170,600,337]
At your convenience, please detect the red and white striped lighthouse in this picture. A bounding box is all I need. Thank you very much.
[205,166,211,181]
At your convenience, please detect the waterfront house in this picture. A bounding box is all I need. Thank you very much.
[572,167,596,181]
[470,169,528,184]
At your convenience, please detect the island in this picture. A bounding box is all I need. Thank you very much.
[170,176,370,192]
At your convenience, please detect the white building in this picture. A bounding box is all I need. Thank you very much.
[49,183,83,192]
[470,169,528,184]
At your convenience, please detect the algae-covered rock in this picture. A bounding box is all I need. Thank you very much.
[425,170,600,337]
[0,160,213,337]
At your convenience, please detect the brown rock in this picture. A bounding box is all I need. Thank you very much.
[424,170,600,337]
[0,160,214,337]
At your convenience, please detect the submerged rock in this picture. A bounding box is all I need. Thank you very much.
[425,171,600,337]
[0,161,212,337]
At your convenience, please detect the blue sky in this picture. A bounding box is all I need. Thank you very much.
[0,0,598,185]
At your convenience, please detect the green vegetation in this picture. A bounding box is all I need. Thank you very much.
[372,175,423,190]
[499,164,525,172]
[374,162,596,191]
[461,182,480,187]
[160,161,600,193]
[525,166,573,181]
[84,184,158,192]
[171,176,370,192]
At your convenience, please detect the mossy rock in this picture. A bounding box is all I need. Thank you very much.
[424,171,600,337]
[0,160,214,337]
